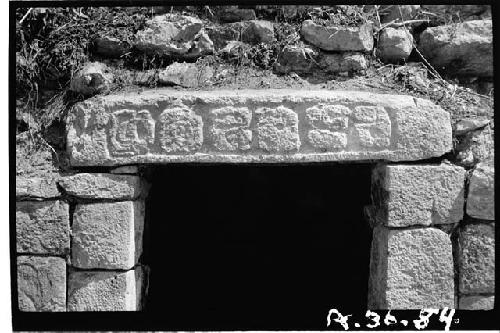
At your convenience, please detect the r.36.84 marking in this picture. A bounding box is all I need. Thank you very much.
[327,308,458,331]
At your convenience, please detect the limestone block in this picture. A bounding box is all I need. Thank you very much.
[371,164,465,227]
[300,20,373,52]
[16,201,70,255]
[17,256,66,312]
[467,163,494,220]
[66,89,453,166]
[58,173,147,200]
[459,223,495,294]
[67,268,145,311]
[72,201,144,269]
[368,227,454,309]
[418,20,492,77]
[16,175,60,200]
[459,295,494,310]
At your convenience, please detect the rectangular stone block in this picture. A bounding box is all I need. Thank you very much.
[16,201,70,255]
[368,226,454,309]
[66,89,452,166]
[459,295,494,310]
[371,163,465,227]
[71,201,144,269]
[16,175,60,200]
[67,267,145,311]
[466,163,494,220]
[459,223,495,294]
[58,173,147,200]
[17,256,66,312]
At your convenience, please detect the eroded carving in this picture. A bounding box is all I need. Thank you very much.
[352,106,391,148]
[306,104,352,150]
[211,107,252,151]
[157,105,203,153]
[109,109,155,156]
[255,106,300,152]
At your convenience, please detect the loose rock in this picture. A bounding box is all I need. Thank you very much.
[418,20,493,77]
[300,20,373,52]
[318,52,367,73]
[454,118,490,135]
[377,27,413,63]
[94,36,131,58]
[274,44,318,74]
[70,62,113,96]
[158,62,214,87]
[235,20,275,45]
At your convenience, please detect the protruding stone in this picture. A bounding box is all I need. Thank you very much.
[71,201,144,269]
[17,256,66,312]
[459,223,495,294]
[459,295,495,310]
[70,62,113,96]
[418,20,492,77]
[368,227,454,309]
[300,20,373,52]
[466,163,494,220]
[16,201,70,255]
[58,173,147,200]
[66,89,453,166]
[456,125,494,167]
[134,14,213,59]
[377,27,413,63]
[371,164,466,227]
[318,52,368,73]
[455,118,490,135]
[239,20,275,44]
[274,44,317,74]
[67,268,145,311]
[158,62,213,87]
[16,175,60,200]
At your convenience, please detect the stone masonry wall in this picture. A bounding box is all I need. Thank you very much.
[16,170,149,312]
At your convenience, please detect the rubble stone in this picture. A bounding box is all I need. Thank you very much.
[377,27,413,63]
[70,62,113,96]
[466,163,494,220]
[459,295,495,310]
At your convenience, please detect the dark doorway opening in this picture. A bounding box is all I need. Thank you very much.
[142,163,373,330]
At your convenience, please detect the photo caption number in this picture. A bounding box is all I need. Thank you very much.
[365,310,381,328]
[384,310,397,327]
[326,309,351,331]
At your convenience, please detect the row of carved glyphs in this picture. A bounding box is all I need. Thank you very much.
[108,103,392,156]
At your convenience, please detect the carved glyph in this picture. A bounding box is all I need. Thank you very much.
[109,109,155,156]
[352,106,391,148]
[255,106,300,152]
[210,107,252,151]
[157,105,203,153]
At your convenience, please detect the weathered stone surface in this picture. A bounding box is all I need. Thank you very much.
[66,90,453,166]
[455,118,490,135]
[134,14,213,59]
[68,268,145,311]
[16,175,60,199]
[418,20,493,77]
[158,62,213,87]
[318,53,367,73]
[94,36,131,58]
[70,62,113,96]
[17,256,66,312]
[16,201,70,255]
[456,124,494,167]
[72,201,144,269]
[459,295,495,310]
[371,164,465,227]
[368,227,454,309]
[58,173,146,200]
[377,27,413,63]
[466,163,494,220]
[300,21,373,52]
[459,223,495,294]
[211,106,252,151]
